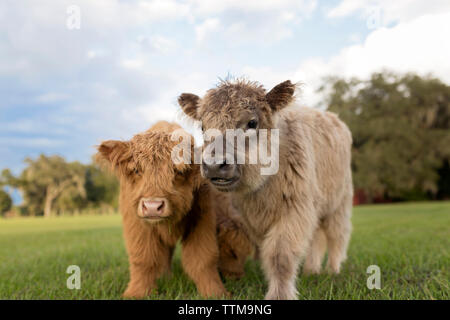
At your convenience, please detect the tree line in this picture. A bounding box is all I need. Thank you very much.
[0,71,449,216]
[323,71,450,202]
[0,155,119,217]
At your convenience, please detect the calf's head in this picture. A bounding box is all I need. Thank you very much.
[96,122,197,223]
[178,80,296,192]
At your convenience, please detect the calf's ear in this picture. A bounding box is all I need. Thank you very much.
[95,140,131,170]
[266,80,296,112]
[178,93,201,120]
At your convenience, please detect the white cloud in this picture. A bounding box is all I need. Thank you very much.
[241,66,294,91]
[301,11,450,104]
[0,137,64,148]
[137,0,190,21]
[327,0,450,25]
[192,0,317,45]
[78,0,190,29]
[121,58,144,69]
[190,0,316,15]
[147,35,178,54]
[86,49,107,60]
[327,0,362,18]
[242,11,450,108]
[241,65,323,108]
[304,12,450,79]
[35,92,70,104]
[195,18,221,43]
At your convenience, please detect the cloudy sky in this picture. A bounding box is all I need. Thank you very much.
[1,0,450,173]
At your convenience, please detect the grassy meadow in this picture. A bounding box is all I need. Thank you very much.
[0,202,449,300]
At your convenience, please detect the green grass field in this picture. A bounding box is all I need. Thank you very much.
[1,202,449,300]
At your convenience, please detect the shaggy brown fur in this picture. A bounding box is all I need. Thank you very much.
[95,121,250,298]
[213,191,253,279]
[178,79,353,300]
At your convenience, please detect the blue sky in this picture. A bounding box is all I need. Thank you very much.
[1,0,450,175]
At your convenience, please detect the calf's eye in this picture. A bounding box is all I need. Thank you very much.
[247,119,258,129]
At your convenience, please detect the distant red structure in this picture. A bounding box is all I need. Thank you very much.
[353,189,392,205]
[353,189,367,205]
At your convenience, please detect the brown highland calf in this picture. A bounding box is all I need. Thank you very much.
[96,121,251,298]
[178,80,353,300]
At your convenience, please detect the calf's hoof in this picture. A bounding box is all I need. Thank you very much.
[122,287,154,299]
[264,286,298,300]
[200,286,230,299]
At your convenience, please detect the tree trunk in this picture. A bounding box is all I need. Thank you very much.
[44,185,56,218]
[43,181,71,218]
[44,193,54,218]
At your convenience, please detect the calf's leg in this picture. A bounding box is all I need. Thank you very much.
[124,245,171,298]
[217,223,253,279]
[323,196,352,274]
[261,214,316,300]
[181,221,228,297]
[181,186,228,298]
[303,226,327,275]
[121,216,172,298]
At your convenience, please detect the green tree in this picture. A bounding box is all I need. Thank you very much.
[84,164,119,209]
[320,71,450,201]
[1,156,119,216]
[0,189,12,216]
[18,155,86,217]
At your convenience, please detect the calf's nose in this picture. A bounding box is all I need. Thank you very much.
[202,160,235,179]
[141,199,165,217]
